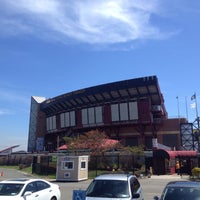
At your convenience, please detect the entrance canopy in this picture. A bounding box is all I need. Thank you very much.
[153,149,197,159]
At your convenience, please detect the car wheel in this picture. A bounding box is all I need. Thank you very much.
[50,197,57,200]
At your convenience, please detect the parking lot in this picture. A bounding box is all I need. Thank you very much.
[0,168,189,200]
[57,174,189,200]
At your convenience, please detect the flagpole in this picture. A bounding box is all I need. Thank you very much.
[185,96,188,120]
[194,93,199,131]
[195,93,199,119]
[176,96,180,123]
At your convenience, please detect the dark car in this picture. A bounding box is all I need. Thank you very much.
[154,181,200,200]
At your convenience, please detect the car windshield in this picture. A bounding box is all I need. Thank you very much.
[0,183,24,196]
[86,179,129,198]
[162,187,200,200]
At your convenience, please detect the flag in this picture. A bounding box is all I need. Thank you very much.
[190,102,196,109]
[191,94,196,100]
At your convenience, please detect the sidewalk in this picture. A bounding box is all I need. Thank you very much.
[148,174,190,180]
[0,168,190,182]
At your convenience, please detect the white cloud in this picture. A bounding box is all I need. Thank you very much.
[0,89,29,104]
[0,82,30,116]
[0,109,14,116]
[190,102,196,109]
[0,0,174,44]
[0,90,28,116]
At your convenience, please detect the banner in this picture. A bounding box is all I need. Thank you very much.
[73,190,86,200]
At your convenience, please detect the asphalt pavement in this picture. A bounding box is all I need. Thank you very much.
[0,167,35,180]
[0,167,191,200]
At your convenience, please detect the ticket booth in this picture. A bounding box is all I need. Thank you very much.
[56,155,89,181]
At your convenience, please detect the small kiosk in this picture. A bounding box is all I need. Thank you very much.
[56,155,89,181]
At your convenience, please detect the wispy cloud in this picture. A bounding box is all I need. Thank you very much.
[0,0,174,45]
[0,109,14,116]
[0,81,30,116]
[0,88,29,104]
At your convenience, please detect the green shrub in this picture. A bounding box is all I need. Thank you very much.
[192,167,200,177]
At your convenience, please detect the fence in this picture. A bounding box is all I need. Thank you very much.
[0,152,145,176]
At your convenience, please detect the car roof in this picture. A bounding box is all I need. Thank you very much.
[94,173,136,181]
[166,181,200,188]
[0,178,46,184]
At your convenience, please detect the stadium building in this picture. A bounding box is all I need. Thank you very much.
[28,75,187,153]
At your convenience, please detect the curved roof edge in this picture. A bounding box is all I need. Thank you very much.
[40,75,166,115]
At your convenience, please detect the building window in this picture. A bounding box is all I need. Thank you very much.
[82,108,88,125]
[81,161,86,169]
[120,103,128,121]
[111,104,119,121]
[46,115,56,131]
[81,106,103,126]
[129,102,138,120]
[60,111,76,128]
[88,107,95,124]
[111,102,138,122]
[95,106,103,123]
[62,161,74,170]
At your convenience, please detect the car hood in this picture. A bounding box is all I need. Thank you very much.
[0,196,21,200]
[86,197,130,200]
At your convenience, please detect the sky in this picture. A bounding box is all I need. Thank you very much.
[0,0,200,151]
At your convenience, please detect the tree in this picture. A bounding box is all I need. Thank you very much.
[121,145,144,155]
[68,129,121,155]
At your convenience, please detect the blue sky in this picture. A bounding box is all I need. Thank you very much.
[0,0,200,151]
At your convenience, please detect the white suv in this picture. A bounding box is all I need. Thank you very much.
[86,173,144,200]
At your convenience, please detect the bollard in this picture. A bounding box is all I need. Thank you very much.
[1,170,4,177]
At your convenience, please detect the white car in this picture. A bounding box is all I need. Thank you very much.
[86,173,144,200]
[0,178,61,200]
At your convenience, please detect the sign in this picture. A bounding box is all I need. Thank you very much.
[73,190,86,200]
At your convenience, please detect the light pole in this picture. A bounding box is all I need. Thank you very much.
[176,96,180,123]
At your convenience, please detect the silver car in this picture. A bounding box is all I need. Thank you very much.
[86,173,144,200]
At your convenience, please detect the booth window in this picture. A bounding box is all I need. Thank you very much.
[81,161,86,169]
[62,161,74,170]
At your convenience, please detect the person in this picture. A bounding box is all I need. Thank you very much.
[175,161,180,175]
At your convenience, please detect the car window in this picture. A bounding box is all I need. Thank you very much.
[86,179,129,198]
[0,183,24,196]
[36,181,50,191]
[163,187,200,200]
[130,178,140,195]
[23,182,37,194]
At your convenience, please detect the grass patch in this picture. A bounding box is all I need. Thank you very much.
[0,165,56,179]
[0,165,19,170]
[1,165,125,180]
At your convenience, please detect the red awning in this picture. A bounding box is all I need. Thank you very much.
[153,149,197,159]
[58,144,68,150]
[166,150,197,158]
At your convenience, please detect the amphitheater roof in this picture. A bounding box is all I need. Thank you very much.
[40,75,165,115]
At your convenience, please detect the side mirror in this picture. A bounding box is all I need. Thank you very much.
[132,193,140,198]
[153,196,159,200]
[23,191,32,197]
